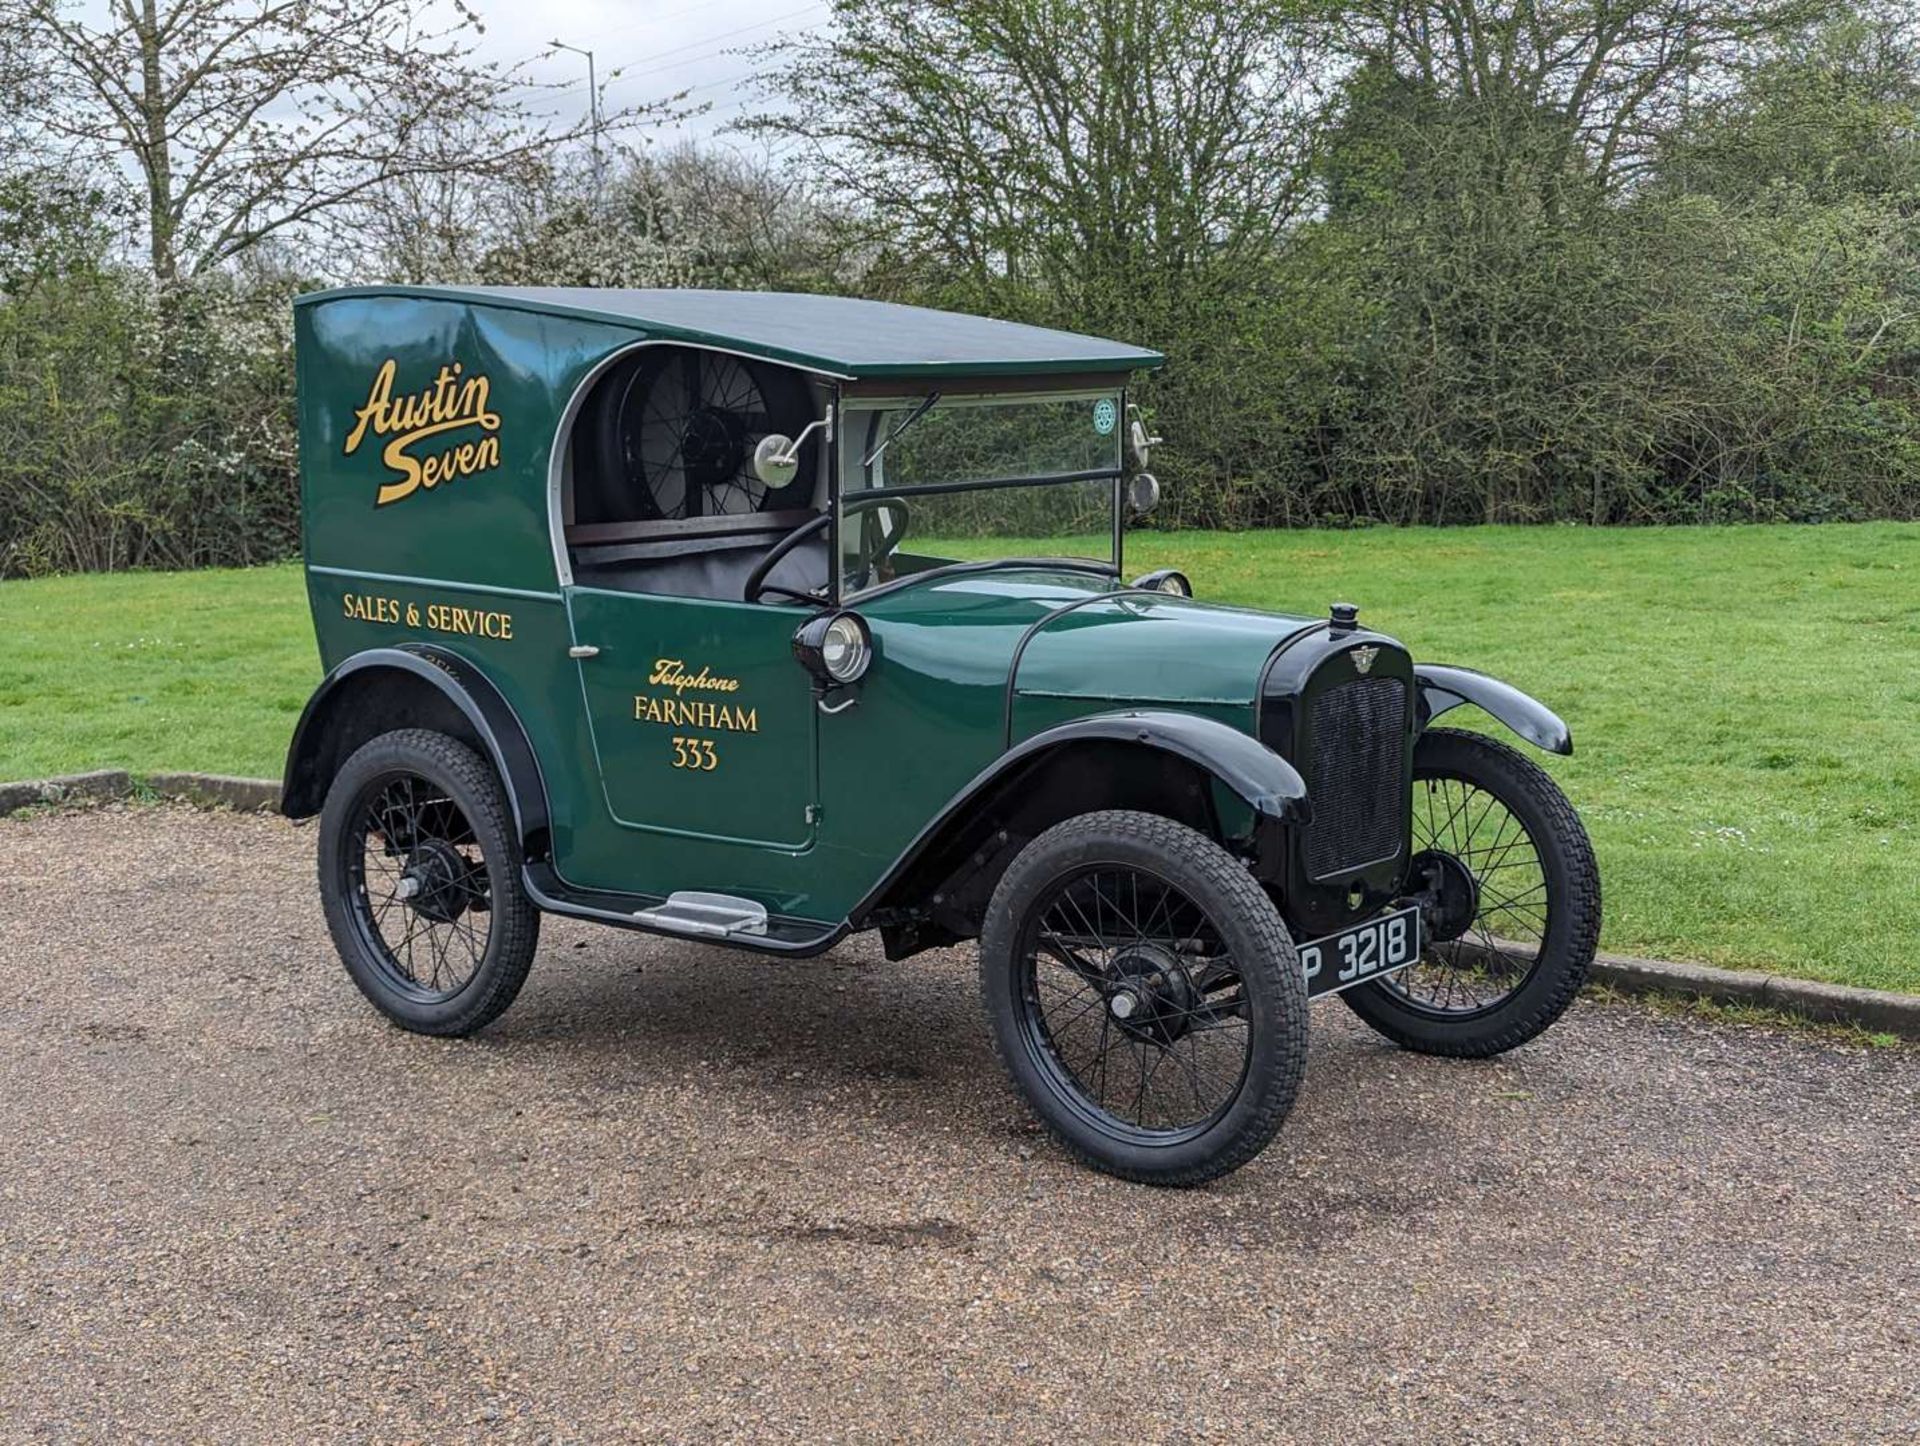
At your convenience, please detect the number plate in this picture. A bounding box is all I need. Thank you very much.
[1298,906,1422,999]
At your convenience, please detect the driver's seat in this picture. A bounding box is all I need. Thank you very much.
[567,513,826,601]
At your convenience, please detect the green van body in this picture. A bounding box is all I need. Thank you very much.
[286,286,1568,949]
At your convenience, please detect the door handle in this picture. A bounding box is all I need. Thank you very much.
[568,644,600,659]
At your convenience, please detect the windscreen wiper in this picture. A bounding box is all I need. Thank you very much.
[862,391,941,468]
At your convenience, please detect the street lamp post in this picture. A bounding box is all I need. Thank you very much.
[550,39,603,208]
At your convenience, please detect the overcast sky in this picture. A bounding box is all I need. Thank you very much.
[62,0,828,150]
[464,0,829,149]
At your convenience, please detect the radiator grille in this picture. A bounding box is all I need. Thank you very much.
[1302,675,1408,880]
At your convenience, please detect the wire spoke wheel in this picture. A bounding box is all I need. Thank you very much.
[1385,774,1549,1018]
[346,771,493,1003]
[1342,729,1600,1058]
[572,344,815,527]
[1019,865,1253,1139]
[318,730,540,1037]
[982,811,1308,1185]
[623,350,780,518]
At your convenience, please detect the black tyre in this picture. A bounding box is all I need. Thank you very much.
[1342,728,1600,1057]
[980,810,1309,1186]
[318,729,540,1037]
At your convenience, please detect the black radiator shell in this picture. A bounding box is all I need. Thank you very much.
[1258,626,1416,938]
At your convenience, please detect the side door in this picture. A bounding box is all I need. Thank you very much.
[566,587,817,850]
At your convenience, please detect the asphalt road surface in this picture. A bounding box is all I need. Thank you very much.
[2,807,1916,1443]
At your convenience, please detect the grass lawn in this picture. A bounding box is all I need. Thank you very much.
[3,522,1918,993]
[0,565,318,781]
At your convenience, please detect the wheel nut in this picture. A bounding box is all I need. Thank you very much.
[1110,991,1138,1020]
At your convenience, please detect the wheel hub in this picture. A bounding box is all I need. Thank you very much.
[1410,848,1479,943]
[401,837,473,923]
[679,407,746,486]
[1106,941,1199,1046]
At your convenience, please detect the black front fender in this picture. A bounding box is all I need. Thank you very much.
[1009,710,1312,823]
[1416,665,1572,756]
[849,709,1309,931]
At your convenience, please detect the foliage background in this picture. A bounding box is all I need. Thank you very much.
[0,0,1916,576]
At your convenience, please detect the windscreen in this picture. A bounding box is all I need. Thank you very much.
[838,391,1123,594]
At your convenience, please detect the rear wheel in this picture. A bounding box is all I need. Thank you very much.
[980,811,1309,1186]
[1342,728,1599,1057]
[318,729,540,1037]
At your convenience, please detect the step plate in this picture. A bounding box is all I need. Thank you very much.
[631,891,770,939]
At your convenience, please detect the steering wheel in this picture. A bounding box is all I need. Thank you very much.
[743,513,828,603]
[848,496,911,587]
[742,499,913,603]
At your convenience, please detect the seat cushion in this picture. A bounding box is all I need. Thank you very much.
[572,534,827,601]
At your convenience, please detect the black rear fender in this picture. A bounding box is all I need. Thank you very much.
[281,646,551,860]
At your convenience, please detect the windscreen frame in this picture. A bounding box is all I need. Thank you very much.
[830,380,1131,601]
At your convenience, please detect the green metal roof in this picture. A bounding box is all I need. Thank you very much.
[296,285,1164,379]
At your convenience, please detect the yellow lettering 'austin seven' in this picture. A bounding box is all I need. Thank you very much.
[344,358,503,507]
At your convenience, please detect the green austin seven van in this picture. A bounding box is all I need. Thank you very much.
[282,286,1600,1184]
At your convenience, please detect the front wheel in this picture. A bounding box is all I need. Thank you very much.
[1343,727,1600,1057]
[980,810,1309,1186]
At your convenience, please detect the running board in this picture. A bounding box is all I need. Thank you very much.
[632,891,768,938]
[522,863,845,956]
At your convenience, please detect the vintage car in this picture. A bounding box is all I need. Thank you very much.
[283,286,1600,1185]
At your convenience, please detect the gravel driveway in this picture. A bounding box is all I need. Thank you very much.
[2,806,1916,1443]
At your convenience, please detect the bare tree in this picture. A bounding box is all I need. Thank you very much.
[1,0,683,282]
[344,107,547,284]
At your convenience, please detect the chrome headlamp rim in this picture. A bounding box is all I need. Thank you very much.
[821,612,871,682]
[792,609,873,685]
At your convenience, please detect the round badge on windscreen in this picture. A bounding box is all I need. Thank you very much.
[1093,398,1117,435]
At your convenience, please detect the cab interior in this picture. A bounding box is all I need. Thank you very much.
[558,344,831,602]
